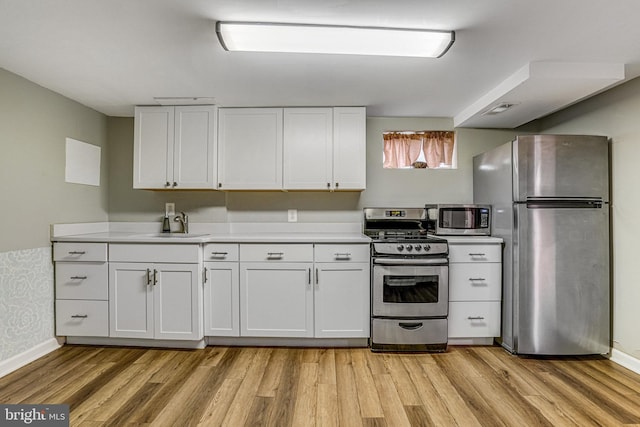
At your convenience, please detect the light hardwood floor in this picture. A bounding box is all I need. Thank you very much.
[1,345,640,426]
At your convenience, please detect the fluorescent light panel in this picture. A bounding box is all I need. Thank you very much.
[216,22,455,58]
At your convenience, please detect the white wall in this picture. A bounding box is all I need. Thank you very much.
[0,68,108,362]
[536,76,640,361]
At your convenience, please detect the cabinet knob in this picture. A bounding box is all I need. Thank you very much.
[166,182,170,187]
[335,182,339,188]
[173,182,177,187]
[218,183,222,188]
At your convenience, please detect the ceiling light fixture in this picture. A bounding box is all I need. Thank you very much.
[216,21,455,58]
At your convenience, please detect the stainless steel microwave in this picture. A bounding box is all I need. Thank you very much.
[426,204,491,235]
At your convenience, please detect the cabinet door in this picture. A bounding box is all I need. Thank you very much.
[314,262,370,338]
[332,107,366,190]
[109,263,154,338]
[218,108,283,189]
[240,262,313,337]
[133,106,174,189]
[173,105,217,189]
[283,108,333,190]
[204,262,239,336]
[154,263,202,341]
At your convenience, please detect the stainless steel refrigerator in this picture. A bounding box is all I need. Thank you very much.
[473,134,610,355]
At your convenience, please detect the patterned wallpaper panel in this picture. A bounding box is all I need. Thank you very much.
[0,247,54,361]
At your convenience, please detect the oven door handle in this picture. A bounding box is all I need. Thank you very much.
[373,258,448,266]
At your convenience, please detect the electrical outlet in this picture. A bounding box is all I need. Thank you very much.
[288,209,298,222]
[165,203,175,216]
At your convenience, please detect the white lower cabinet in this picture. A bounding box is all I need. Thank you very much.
[240,262,314,337]
[108,244,203,341]
[238,243,370,339]
[204,243,240,337]
[54,242,109,337]
[314,262,369,338]
[109,263,202,340]
[448,242,502,340]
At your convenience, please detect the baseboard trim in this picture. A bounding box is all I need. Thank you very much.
[0,338,62,378]
[66,336,206,349]
[610,348,640,375]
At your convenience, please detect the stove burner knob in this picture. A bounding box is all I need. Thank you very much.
[424,244,431,251]
[405,244,413,251]
[396,244,405,251]
[415,245,422,251]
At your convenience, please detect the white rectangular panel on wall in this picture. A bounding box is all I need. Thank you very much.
[65,138,101,186]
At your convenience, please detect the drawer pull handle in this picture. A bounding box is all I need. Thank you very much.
[70,276,87,280]
[468,316,485,320]
[68,251,86,255]
[469,278,486,283]
[267,252,284,258]
[334,252,352,259]
[211,252,228,256]
[399,322,424,331]
[71,314,88,319]
[468,253,486,257]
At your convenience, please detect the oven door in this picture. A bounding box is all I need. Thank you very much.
[372,263,448,318]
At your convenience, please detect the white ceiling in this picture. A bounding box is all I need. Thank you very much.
[2,0,640,127]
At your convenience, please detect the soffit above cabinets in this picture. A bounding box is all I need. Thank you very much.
[453,62,625,128]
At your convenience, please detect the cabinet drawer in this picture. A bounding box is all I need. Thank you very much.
[109,243,199,263]
[56,300,109,337]
[314,244,370,263]
[448,301,501,338]
[449,263,501,301]
[372,318,448,345]
[55,262,108,300]
[240,244,313,262]
[53,243,107,262]
[449,244,501,263]
[204,243,239,262]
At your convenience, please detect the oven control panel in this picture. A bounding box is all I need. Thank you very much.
[372,241,448,256]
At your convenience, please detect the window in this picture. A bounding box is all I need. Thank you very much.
[383,131,455,169]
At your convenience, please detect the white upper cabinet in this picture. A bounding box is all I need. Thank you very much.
[217,108,283,190]
[332,107,366,190]
[133,105,217,189]
[219,106,366,191]
[283,108,333,190]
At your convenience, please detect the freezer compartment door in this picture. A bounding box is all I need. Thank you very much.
[513,135,609,202]
[514,203,610,355]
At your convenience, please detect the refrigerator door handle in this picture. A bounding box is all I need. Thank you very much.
[525,199,603,209]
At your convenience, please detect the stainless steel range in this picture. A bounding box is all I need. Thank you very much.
[364,208,449,352]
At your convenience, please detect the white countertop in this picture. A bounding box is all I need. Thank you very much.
[435,235,503,244]
[51,231,371,244]
[50,222,371,244]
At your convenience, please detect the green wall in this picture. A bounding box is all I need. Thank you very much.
[0,68,109,252]
[534,76,640,360]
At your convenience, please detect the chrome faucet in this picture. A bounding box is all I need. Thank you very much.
[174,211,189,234]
